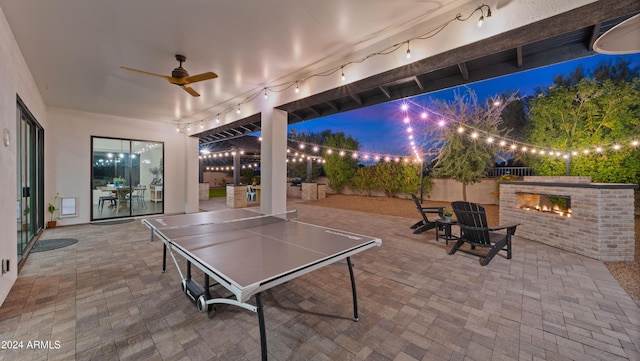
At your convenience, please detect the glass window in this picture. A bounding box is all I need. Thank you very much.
[16,96,44,266]
[91,137,163,220]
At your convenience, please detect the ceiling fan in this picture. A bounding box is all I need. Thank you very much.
[120,54,218,97]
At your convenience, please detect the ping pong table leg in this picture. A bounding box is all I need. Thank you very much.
[347,256,359,322]
[162,243,167,272]
[255,293,268,361]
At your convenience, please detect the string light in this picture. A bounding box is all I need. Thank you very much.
[190,8,637,162]
[476,4,491,27]
[177,4,495,132]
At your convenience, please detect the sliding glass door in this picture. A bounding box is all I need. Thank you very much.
[16,96,44,266]
[91,137,163,220]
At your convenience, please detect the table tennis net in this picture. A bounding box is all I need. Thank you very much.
[221,209,298,229]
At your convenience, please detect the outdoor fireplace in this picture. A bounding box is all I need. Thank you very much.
[515,192,571,217]
[499,176,636,262]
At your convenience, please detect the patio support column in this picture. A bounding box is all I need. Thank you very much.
[260,108,288,215]
[185,134,200,213]
[233,148,241,185]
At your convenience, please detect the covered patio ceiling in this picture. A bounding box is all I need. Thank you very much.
[196,1,640,146]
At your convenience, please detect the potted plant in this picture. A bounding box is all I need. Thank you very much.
[113,177,126,187]
[47,193,60,229]
[443,209,454,222]
[22,205,30,231]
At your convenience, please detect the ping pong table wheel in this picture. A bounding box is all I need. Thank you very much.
[197,295,208,313]
[181,279,188,294]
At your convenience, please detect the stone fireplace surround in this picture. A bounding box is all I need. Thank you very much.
[499,176,637,262]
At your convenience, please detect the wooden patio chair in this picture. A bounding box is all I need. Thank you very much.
[449,201,518,266]
[409,193,444,234]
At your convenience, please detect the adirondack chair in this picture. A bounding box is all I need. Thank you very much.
[449,201,518,266]
[409,193,444,234]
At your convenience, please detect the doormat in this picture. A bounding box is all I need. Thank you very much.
[31,238,78,253]
[91,219,134,226]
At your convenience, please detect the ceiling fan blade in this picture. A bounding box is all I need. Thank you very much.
[185,72,218,83]
[181,84,200,97]
[120,66,171,80]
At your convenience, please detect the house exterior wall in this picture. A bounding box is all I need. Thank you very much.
[0,7,47,305]
[46,107,199,226]
[0,7,199,306]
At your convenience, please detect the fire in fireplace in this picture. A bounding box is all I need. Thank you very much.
[515,192,572,217]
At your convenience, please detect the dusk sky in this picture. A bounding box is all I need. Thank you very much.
[287,53,640,157]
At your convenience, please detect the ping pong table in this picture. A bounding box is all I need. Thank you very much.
[143,210,381,361]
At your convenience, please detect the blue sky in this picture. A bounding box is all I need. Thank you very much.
[288,53,640,156]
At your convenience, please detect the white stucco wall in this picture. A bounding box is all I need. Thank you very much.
[0,7,47,305]
[46,107,199,226]
[0,5,199,305]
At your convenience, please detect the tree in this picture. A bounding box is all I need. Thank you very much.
[323,132,360,193]
[427,89,519,200]
[287,129,330,181]
[370,161,418,197]
[498,90,528,141]
[552,58,640,87]
[351,161,433,197]
[524,77,640,183]
[351,166,376,196]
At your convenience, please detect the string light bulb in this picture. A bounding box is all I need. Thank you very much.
[295,82,299,93]
[477,15,485,27]
[264,88,268,99]
[341,66,345,81]
[236,106,241,114]
[477,4,491,28]
[406,42,411,59]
